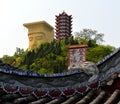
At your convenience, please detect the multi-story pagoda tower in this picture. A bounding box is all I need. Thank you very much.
[55,11,72,40]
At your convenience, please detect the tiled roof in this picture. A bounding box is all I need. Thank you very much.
[0,80,120,104]
[0,47,120,103]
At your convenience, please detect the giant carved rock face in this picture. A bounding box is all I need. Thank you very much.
[28,32,46,50]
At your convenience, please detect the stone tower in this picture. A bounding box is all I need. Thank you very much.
[55,11,72,40]
[23,21,54,51]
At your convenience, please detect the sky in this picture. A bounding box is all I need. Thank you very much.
[0,0,120,57]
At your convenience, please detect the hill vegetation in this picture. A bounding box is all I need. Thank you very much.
[1,29,115,74]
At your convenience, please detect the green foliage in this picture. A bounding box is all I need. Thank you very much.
[87,45,115,63]
[1,29,116,74]
[19,65,28,70]
[14,47,24,57]
[0,59,3,63]
[2,47,27,67]
[38,68,50,74]
[2,55,15,65]
[20,37,77,73]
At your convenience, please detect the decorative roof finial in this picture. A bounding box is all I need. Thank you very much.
[62,10,67,15]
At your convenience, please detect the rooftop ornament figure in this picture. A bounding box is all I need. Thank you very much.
[80,61,99,82]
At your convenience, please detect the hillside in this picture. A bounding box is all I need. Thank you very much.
[1,37,115,74]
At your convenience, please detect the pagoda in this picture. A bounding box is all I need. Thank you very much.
[55,11,72,40]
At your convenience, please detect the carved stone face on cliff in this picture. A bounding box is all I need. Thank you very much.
[23,21,54,51]
[28,32,46,50]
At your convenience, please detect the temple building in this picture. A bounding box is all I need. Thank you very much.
[55,11,72,40]
[23,21,54,51]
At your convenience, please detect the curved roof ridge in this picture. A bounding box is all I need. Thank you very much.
[97,47,120,66]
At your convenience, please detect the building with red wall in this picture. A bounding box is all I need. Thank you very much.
[55,11,72,40]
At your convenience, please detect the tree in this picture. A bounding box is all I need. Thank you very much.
[2,55,15,64]
[1,32,115,74]
[0,59,3,63]
[87,45,115,63]
[75,29,104,44]
[14,47,24,57]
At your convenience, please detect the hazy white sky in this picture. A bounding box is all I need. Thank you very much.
[0,0,120,57]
